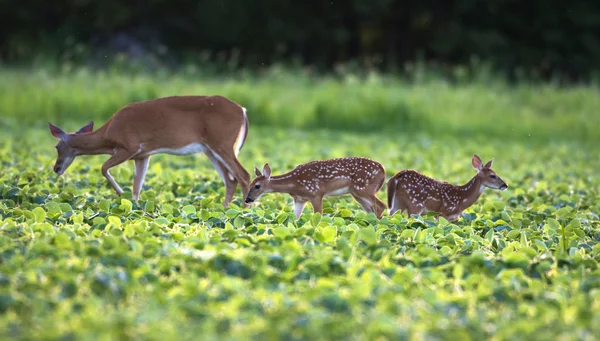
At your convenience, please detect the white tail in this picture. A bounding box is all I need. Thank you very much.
[48,95,251,207]
[387,154,508,221]
[245,157,387,219]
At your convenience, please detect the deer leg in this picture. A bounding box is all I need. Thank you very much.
[310,195,324,215]
[351,193,375,214]
[370,195,386,219]
[101,148,138,197]
[209,148,250,198]
[205,150,238,208]
[407,204,425,217]
[389,195,410,217]
[133,156,150,202]
[293,198,307,219]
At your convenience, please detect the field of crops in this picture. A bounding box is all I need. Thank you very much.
[1,67,599,340]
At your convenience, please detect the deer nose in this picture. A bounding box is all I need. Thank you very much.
[244,197,253,203]
[500,183,508,190]
[53,165,60,173]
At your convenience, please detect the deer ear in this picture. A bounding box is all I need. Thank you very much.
[472,154,483,171]
[263,163,271,180]
[48,122,66,139]
[484,158,493,169]
[76,121,94,134]
[254,166,262,177]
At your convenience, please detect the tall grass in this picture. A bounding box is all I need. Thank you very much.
[2,65,599,143]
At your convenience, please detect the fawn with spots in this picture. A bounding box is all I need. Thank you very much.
[48,95,251,207]
[387,154,508,221]
[244,157,387,219]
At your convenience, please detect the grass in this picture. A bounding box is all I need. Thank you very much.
[1,65,599,143]
[1,65,600,340]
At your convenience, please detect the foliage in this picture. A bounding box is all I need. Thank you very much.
[2,0,600,80]
[0,116,599,339]
[1,66,600,143]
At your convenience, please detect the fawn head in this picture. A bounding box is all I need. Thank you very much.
[472,154,508,190]
[48,121,94,175]
[245,163,272,203]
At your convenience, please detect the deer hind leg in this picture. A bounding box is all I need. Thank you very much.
[310,195,324,215]
[101,148,139,197]
[351,193,375,214]
[204,150,238,208]
[133,156,150,202]
[351,185,386,219]
[371,195,386,219]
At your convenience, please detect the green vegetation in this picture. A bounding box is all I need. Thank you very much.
[2,67,599,142]
[1,66,599,340]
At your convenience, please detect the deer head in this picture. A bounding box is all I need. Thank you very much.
[245,163,272,203]
[472,154,508,190]
[48,121,94,175]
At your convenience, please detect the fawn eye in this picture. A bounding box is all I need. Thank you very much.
[254,184,261,189]
[490,174,497,179]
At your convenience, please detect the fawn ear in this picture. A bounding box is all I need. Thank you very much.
[76,121,94,134]
[254,166,262,177]
[472,154,483,171]
[262,163,271,180]
[48,122,66,139]
[484,158,493,169]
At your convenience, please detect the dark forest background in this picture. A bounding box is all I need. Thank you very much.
[2,0,600,81]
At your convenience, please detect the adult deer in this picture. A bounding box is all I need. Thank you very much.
[244,157,387,219]
[387,154,508,221]
[48,95,251,207]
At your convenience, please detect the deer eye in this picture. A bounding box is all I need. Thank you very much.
[254,184,261,189]
[490,174,497,179]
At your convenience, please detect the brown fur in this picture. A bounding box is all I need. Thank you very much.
[387,154,508,221]
[246,157,387,219]
[49,95,250,206]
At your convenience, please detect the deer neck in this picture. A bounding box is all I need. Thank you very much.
[267,173,301,195]
[457,175,485,210]
[67,128,114,155]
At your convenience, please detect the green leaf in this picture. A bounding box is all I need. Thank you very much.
[145,200,155,212]
[46,202,61,217]
[272,227,291,238]
[233,216,244,229]
[32,207,46,223]
[311,212,322,227]
[99,199,111,212]
[120,199,133,213]
[108,216,121,229]
[181,205,196,216]
[54,232,70,246]
[358,228,377,245]
[162,204,174,214]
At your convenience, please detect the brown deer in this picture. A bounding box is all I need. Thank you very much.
[244,157,387,219]
[387,154,508,221]
[48,95,250,207]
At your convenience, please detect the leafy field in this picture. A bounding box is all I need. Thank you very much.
[1,67,600,340]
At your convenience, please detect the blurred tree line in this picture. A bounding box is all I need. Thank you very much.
[1,0,599,80]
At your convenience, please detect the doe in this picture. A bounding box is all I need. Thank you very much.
[244,157,387,219]
[48,95,250,207]
[387,154,508,221]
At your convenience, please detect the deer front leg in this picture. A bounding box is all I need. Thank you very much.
[293,198,307,219]
[101,148,138,197]
[444,212,461,222]
[205,150,239,208]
